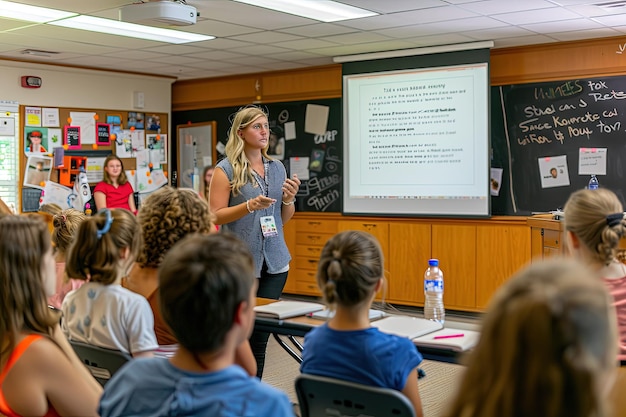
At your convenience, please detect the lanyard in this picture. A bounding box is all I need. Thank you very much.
[251,161,275,215]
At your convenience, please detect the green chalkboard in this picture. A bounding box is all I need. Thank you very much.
[491,76,626,215]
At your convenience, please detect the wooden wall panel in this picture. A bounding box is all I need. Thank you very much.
[491,35,626,85]
[172,65,342,111]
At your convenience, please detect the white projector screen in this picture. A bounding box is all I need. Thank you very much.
[343,62,490,217]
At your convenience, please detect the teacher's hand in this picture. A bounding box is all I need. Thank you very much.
[282,174,301,203]
[249,195,276,211]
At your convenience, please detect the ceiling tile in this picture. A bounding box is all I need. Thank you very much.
[493,7,581,25]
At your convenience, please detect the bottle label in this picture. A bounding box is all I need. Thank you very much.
[424,279,443,293]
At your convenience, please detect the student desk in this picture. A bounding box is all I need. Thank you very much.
[255,298,473,365]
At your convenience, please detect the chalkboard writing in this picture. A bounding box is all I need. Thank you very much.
[96,123,110,145]
[172,98,342,212]
[63,125,81,149]
[494,75,626,214]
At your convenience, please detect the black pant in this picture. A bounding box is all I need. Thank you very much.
[251,265,288,379]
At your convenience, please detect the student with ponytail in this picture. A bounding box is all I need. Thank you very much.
[300,230,424,417]
[62,208,157,357]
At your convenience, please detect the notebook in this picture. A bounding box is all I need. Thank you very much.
[307,308,386,321]
[413,328,480,352]
[254,300,324,319]
[372,316,443,339]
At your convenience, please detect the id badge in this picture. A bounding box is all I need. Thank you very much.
[260,215,278,237]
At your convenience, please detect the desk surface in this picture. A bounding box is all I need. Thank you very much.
[255,298,474,364]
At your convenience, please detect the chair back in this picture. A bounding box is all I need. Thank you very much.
[295,373,416,417]
[69,340,131,386]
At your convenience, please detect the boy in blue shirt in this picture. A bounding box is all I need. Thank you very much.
[99,233,294,417]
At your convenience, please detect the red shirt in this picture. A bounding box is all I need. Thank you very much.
[94,181,134,210]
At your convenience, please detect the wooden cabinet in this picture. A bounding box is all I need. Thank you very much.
[528,215,566,261]
[283,214,532,312]
[475,224,531,309]
[433,224,477,311]
[388,223,431,305]
[287,217,338,296]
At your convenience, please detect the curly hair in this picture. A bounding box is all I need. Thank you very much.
[137,186,214,268]
[564,188,626,265]
[51,208,86,256]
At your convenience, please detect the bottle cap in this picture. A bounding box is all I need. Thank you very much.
[428,259,439,267]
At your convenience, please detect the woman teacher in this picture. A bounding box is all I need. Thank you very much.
[210,105,300,378]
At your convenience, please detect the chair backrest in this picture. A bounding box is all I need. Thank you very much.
[295,373,416,417]
[69,340,131,386]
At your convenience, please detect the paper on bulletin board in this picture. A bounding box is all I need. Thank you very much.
[40,181,73,209]
[304,104,329,135]
[135,149,149,170]
[490,167,503,196]
[42,108,60,127]
[579,148,607,175]
[86,157,105,183]
[116,130,133,158]
[0,117,14,136]
[131,130,145,156]
[70,112,96,144]
[538,155,570,188]
[290,157,310,180]
[135,167,167,194]
[284,121,297,140]
[25,107,42,127]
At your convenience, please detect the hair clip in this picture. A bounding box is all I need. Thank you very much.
[606,212,624,228]
[96,209,113,239]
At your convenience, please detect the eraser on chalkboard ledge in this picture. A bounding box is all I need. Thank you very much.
[550,210,564,220]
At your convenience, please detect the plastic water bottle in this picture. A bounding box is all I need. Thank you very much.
[588,175,599,190]
[424,259,445,324]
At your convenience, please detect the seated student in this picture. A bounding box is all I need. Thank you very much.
[443,259,618,417]
[300,230,424,417]
[123,186,256,375]
[564,188,626,363]
[0,215,102,417]
[62,208,158,357]
[99,233,294,417]
[47,207,87,309]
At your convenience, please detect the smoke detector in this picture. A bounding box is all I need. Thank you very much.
[119,1,197,26]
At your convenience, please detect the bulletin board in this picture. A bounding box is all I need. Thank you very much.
[19,106,169,212]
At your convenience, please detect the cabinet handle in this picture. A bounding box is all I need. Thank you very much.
[308,259,317,264]
[308,248,319,253]
[307,235,320,242]
[308,221,321,226]
[362,223,377,230]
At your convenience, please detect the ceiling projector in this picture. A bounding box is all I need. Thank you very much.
[119,1,197,26]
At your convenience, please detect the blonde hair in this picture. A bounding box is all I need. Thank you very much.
[224,105,273,196]
[51,209,86,256]
[444,259,617,417]
[564,189,626,265]
[317,230,383,308]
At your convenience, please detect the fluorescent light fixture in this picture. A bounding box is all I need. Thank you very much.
[0,0,76,22]
[333,41,495,63]
[233,0,377,22]
[48,15,213,44]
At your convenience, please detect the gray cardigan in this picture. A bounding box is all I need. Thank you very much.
[217,158,291,277]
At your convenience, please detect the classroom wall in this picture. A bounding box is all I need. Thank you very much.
[0,59,174,113]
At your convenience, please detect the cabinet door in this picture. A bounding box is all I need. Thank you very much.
[388,223,431,305]
[475,224,530,309]
[283,219,297,293]
[337,220,389,263]
[432,224,476,310]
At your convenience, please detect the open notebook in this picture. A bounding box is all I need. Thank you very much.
[372,316,443,339]
[413,328,480,352]
[254,300,324,319]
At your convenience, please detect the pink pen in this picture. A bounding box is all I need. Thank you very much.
[433,333,464,340]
